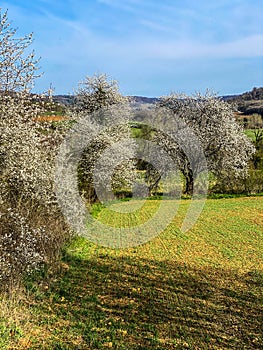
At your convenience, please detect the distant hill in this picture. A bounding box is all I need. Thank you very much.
[53,94,75,105]
[52,95,159,106]
[231,87,263,101]
[53,87,263,116]
[128,96,159,104]
[222,87,263,116]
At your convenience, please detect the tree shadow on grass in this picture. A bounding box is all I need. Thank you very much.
[26,252,263,349]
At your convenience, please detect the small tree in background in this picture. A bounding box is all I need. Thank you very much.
[0,9,41,92]
[74,73,126,114]
[150,91,255,195]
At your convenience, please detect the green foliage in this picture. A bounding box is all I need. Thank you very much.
[241,128,263,193]
[244,128,261,141]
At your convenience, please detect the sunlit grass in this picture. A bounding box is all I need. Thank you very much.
[244,128,263,142]
[1,196,262,349]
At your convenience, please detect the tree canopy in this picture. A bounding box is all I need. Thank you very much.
[0,9,41,92]
[149,91,256,194]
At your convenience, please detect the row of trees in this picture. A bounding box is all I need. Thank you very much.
[0,9,258,287]
[0,8,258,200]
[0,9,137,288]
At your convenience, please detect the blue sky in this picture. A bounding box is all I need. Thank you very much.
[2,0,263,96]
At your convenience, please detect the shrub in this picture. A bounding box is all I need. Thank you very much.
[0,202,68,292]
[210,169,263,195]
[0,92,70,290]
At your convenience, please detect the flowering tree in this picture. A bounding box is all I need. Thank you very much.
[0,9,41,92]
[0,9,67,206]
[151,91,255,194]
[73,73,135,202]
[0,9,68,288]
[74,73,126,114]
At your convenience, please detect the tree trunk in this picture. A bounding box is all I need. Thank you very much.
[184,169,194,196]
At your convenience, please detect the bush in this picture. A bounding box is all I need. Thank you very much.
[0,201,69,292]
[0,91,71,291]
[210,169,263,195]
[0,10,71,292]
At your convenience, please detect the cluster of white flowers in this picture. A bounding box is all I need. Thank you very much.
[73,73,126,115]
[0,91,65,207]
[0,207,52,286]
[153,91,256,193]
[0,91,69,289]
[0,9,40,92]
[0,9,70,289]
[77,112,136,198]
[72,74,136,202]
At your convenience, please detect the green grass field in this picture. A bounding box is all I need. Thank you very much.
[1,197,262,349]
[244,128,263,142]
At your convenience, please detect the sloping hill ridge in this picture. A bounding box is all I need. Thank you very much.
[222,87,263,116]
[54,87,263,116]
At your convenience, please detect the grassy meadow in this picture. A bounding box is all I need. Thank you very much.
[244,128,263,142]
[1,196,262,349]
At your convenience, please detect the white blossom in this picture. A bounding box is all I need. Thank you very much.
[152,91,256,194]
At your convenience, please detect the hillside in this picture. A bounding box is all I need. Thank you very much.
[222,87,263,116]
[53,87,263,116]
